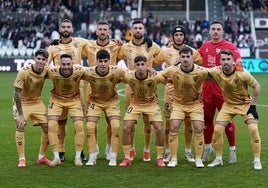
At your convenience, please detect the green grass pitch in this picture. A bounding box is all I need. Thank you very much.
[0,72,267,187]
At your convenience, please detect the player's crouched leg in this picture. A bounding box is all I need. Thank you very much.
[48,120,61,167]
[109,119,120,166]
[74,120,84,166]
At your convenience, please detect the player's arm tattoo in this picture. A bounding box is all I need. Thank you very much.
[14,87,23,116]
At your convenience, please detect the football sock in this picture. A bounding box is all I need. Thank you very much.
[39,132,49,156]
[74,120,84,151]
[86,121,96,153]
[225,122,236,147]
[16,131,25,159]
[204,116,214,144]
[213,124,225,157]
[194,133,204,159]
[48,120,59,152]
[248,123,261,158]
[123,145,131,159]
[156,146,164,159]
[169,132,178,159]
[110,119,120,153]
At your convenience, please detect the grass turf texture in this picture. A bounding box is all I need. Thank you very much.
[0,72,267,188]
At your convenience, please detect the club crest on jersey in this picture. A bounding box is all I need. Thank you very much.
[216,48,221,54]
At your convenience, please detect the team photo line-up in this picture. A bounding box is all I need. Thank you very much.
[13,18,262,170]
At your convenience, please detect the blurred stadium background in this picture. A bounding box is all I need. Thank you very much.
[0,0,268,72]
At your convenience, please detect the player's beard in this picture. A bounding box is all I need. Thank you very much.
[60,31,71,38]
[134,33,143,40]
[223,64,230,71]
[98,34,108,41]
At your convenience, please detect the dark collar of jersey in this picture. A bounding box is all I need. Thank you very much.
[180,64,194,73]
[96,66,109,77]
[173,44,182,51]
[223,68,235,76]
[31,64,43,74]
[59,67,73,78]
[96,40,109,47]
[135,71,148,81]
[60,38,72,44]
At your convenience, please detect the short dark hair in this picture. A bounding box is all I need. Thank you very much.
[60,53,72,59]
[179,46,193,55]
[60,19,73,26]
[220,49,233,56]
[134,55,147,63]
[97,21,111,28]
[35,48,49,59]
[96,49,110,60]
[132,20,145,27]
[210,20,223,28]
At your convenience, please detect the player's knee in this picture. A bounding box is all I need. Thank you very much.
[74,120,84,134]
[48,120,58,133]
[110,119,120,132]
[86,121,95,134]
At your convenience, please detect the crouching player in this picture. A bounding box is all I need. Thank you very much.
[208,49,262,170]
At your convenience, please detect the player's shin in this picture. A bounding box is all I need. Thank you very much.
[110,119,120,153]
[169,132,178,159]
[248,123,261,158]
[74,120,84,155]
[39,132,49,156]
[48,120,59,152]
[194,133,204,159]
[86,121,96,154]
[213,124,225,156]
[16,131,25,159]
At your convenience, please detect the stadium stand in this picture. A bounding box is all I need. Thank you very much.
[0,0,267,58]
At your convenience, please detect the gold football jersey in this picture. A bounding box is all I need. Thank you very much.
[47,37,88,66]
[117,41,161,70]
[83,40,121,66]
[47,64,85,99]
[13,64,47,105]
[209,67,258,105]
[122,71,165,104]
[162,64,208,105]
[83,66,125,103]
[154,44,203,67]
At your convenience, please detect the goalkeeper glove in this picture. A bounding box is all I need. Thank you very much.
[235,61,243,71]
[247,105,259,119]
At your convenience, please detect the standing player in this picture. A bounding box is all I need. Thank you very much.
[83,21,122,160]
[153,25,203,162]
[117,20,161,161]
[161,46,208,168]
[208,49,262,170]
[13,49,51,168]
[47,18,88,162]
[119,55,165,167]
[47,54,85,167]
[198,20,242,163]
[83,50,125,166]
